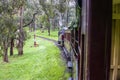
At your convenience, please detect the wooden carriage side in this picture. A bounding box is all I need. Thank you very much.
[63,0,112,80]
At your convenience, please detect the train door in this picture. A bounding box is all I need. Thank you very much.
[81,0,112,80]
[110,1,120,80]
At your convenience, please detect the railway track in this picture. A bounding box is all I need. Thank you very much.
[36,35,71,79]
[36,35,68,61]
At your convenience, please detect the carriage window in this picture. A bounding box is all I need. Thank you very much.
[110,70,113,80]
[111,1,120,79]
[113,5,116,13]
[111,19,115,66]
[118,4,120,13]
[118,70,120,80]
[113,4,120,14]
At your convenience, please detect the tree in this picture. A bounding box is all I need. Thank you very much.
[0,0,26,62]
[28,0,69,33]
[17,6,24,55]
[0,14,17,62]
[39,0,69,30]
[10,37,14,56]
[37,0,56,36]
[14,0,26,55]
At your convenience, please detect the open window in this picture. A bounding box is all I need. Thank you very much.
[110,1,120,80]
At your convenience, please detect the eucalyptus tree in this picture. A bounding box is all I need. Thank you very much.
[53,0,77,29]
[23,0,36,31]
[39,0,70,30]
[13,0,26,55]
[37,0,55,36]
[0,0,26,62]
[0,13,17,62]
[10,0,27,56]
[0,0,18,62]
[28,0,69,34]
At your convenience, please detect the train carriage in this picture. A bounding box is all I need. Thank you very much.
[62,0,120,80]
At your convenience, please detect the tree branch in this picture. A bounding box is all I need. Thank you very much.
[23,12,38,27]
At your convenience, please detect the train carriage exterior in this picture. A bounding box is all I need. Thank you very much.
[62,0,120,80]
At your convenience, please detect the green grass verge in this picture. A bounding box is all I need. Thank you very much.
[0,36,66,80]
[31,29,58,41]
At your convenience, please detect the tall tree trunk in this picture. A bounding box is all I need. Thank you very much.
[18,6,24,55]
[48,19,50,36]
[52,19,55,31]
[29,24,32,32]
[3,41,8,62]
[48,27,50,36]
[18,39,23,55]
[10,38,14,56]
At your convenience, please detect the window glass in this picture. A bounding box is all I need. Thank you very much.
[110,70,113,80]
[117,70,120,80]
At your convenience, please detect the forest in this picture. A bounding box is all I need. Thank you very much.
[0,0,76,80]
[0,0,76,62]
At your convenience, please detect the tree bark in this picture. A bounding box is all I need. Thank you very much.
[18,39,23,55]
[3,41,8,62]
[3,48,8,62]
[10,38,14,56]
[18,6,24,55]
[48,18,50,36]
[48,26,50,36]
[52,19,56,31]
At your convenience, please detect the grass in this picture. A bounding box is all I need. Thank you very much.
[31,29,59,41]
[0,35,66,80]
